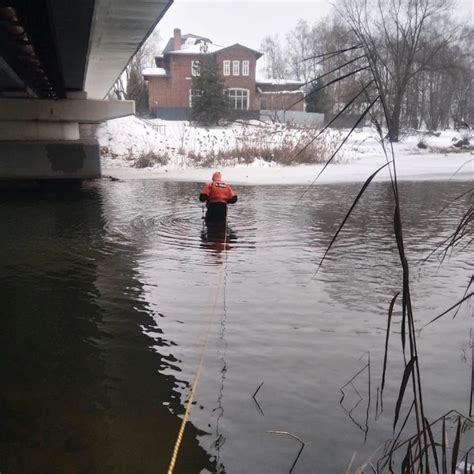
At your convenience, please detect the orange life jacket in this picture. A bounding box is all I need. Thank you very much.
[200,181,236,204]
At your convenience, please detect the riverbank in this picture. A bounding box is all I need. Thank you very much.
[99,116,473,185]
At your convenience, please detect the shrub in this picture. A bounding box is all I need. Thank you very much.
[132,151,169,168]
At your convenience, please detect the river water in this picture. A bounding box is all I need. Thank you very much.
[0,179,472,473]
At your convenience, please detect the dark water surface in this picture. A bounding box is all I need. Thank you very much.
[0,180,472,473]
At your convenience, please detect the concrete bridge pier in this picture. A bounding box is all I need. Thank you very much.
[0,96,134,182]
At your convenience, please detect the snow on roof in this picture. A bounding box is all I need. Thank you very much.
[183,37,202,48]
[258,89,304,94]
[142,67,168,77]
[170,42,225,54]
[163,33,212,54]
[256,78,305,86]
[182,33,211,42]
[161,28,262,57]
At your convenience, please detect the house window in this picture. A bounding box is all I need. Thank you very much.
[226,88,249,110]
[223,60,230,76]
[232,60,239,76]
[191,60,201,76]
[189,89,201,107]
[242,60,249,76]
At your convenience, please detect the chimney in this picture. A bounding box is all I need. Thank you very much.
[173,28,181,51]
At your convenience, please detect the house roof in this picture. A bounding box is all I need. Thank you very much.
[161,32,262,58]
[170,42,225,55]
[256,78,305,86]
[218,43,263,59]
[258,89,304,95]
[142,67,169,77]
[162,33,212,54]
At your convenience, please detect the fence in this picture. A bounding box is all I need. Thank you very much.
[260,110,325,127]
[260,110,367,129]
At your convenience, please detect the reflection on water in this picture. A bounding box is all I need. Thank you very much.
[0,180,471,473]
[0,186,215,473]
[201,224,238,258]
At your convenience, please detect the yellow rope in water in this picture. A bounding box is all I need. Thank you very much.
[167,218,228,474]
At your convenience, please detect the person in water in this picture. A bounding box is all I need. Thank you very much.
[199,171,237,224]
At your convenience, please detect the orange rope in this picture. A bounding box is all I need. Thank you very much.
[167,219,228,474]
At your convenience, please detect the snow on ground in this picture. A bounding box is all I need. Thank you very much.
[97,116,473,185]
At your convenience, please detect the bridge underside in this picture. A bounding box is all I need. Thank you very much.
[0,0,172,182]
[0,0,95,99]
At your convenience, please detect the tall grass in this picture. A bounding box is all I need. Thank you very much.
[186,122,342,167]
[294,39,473,473]
[103,120,344,168]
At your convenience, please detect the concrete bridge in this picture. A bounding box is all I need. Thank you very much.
[0,0,173,182]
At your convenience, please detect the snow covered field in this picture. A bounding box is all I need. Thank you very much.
[98,116,473,185]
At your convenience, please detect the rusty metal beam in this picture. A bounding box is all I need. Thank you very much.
[0,1,65,98]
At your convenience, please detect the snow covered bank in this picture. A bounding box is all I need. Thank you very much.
[97,115,343,167]
[103,154,473,185]
[98,116,473,185]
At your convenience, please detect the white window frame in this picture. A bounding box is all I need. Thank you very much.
[232,60,240,76]
[242,60,249,76]
[226,88,249,110]
[223,60,230,76]
[191,60,201,76]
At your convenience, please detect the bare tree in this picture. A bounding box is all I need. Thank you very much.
[339,0,454,141]
[311,17,365,114]
[398,21,472,131]
[281,16,368,114]
[109,30,161,115]
[259,35,288,79]
[286,19,318,83]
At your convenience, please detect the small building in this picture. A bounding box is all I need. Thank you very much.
[143,29,305,120]
[257,79,306,112]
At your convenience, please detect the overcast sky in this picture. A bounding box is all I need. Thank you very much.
[155,0,472,61]
[157,0,334,52]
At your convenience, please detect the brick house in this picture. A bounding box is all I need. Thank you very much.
[142,29,305,120]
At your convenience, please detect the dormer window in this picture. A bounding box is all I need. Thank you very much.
[232,60,239,76]
[242,60,249,76]
[223,60,230,76]
[191,60,201,76]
